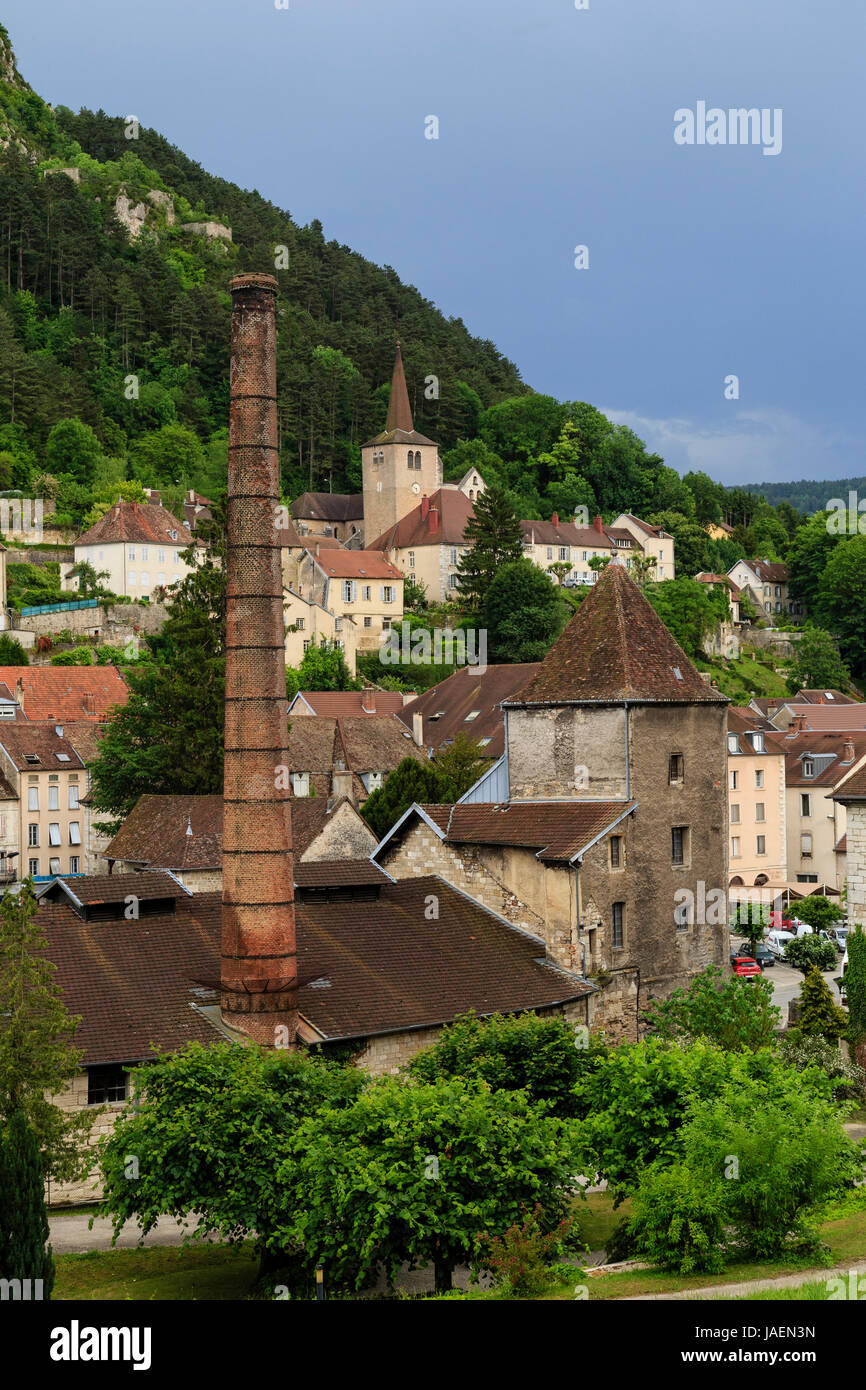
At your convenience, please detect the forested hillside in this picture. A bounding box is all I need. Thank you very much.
[743,477,866,514]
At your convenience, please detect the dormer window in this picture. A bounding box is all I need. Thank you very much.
[727,734,739,754]
[803,759,815,778]
[750,733,765,753]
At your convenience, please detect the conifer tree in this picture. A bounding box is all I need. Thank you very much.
[456,483,523,611]
[846,926,866,1061]
[797,966,848,1044]
[0,1109,55,1298]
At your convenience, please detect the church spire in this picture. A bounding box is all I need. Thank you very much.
[385,341,414,433]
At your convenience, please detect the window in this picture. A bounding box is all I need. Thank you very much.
[801,833,813,857]
[730,804,740,823]
[803,759,814,778]
[727,734,739,754]
[796,873,818,883]
[128,547,135,561]
[362,585,371,601]
[756,835,766,856]
[87,1065,127,1106]
[609,835,622,868]
[546,547,553,560]
[450,548,458,566]
[558,547,568,561]
[68,785,79,810]
[612,902,624,950]
[69,823,81,846]
[158,549,165,564]
[128,571,137,586]
[382,618,392,630]
[342,580,353,603]
[157,572,165,586]
[69,856,80,874]
[24,754,40,766]
[407,451,414,470]
[582,550,588,561]
[381,585,393,603]
[669,753,684,784]
[364,616,372,627]
[28,858,38,877]
[408,551,415,568]
[140,546,148,561]
[750,733,765,752]
[801,793,812,817]
[291,773,310,797]
[48,824,61,847]
[671,826,688,866]
[731,836,740,858]
[755,802,765,822]
[56,755,69,764]
[140,572,149,588]
[730,770,738,790]
[48,784,59,811]
[49,857,61,875]
[448,574,459,589]
[27,786,38,811]
[754,769,764,789]
[28,824,38,847]
[302,640,311,652]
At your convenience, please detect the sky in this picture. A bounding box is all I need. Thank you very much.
[4,0,864,488]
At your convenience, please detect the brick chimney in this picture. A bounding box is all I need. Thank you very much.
[412,711,423,746]
[551,511,559,527]
[221,273,297,1046]
[843,740,855,763]
[592,514,604,534]
[361,687,376,713]
[428,504,440,535]
[420,495,430,519]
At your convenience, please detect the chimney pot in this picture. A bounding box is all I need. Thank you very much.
[592,514,604,534]
[361,687,376,713]
[420,495,430,519]
[551,511,559,527]
[428,505,439,535]
[843,740,855,763]
[412,711,423,746]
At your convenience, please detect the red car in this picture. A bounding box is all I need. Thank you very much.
[731,955,762,980]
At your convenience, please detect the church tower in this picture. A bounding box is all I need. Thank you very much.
[362,343,441,545]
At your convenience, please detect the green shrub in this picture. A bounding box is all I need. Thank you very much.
[480,1203,580,1297]
[628,1164,727,1275]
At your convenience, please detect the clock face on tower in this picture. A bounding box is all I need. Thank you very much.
[411,483,421,494]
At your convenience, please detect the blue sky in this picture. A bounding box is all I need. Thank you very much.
[4,0,864,486]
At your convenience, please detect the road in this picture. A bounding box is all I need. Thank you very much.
[759,955,845,1020]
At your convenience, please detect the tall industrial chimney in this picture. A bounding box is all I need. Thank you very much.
[221,273,297,1045]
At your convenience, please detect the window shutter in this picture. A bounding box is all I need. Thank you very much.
[352,580,358,602]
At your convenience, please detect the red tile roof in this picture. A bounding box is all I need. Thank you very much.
[76,499,195,548]
[399,663,540,758]
[505,564,727,706]
[780,705,866,732]
[286,715,425,776]
[407,800,636,864]
[367,487,473,550]
[520,519,612,549]
[779,731,866,788]
[795,689,858,705]
[0,725,85,771]
[308,550,402,580]
[291,690,407,718]
[0,667,128,722]
[749,559,789,583]
[833,762,866,801]
[290,492,364,523]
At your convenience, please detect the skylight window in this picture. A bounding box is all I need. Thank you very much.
[24,754,40,765]
[465,710,480,721]
[672,667,683,681]
[56,753,70,763]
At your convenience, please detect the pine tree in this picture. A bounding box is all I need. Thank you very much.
[0,883,93,1183]
[456,483,523,612]
[361,757,442,839]
[0,1110,55,1298]
[797,966,848,1044]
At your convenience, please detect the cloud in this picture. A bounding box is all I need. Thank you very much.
[600,407,861,486]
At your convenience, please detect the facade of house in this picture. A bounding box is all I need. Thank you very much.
[293,548,404,653]
[367,486,473,604]
[65,500,200,602]
[727,559,802,622]
[455,467,487,503]
[520,516,613,584]
[283,588,359,675]
[726,708,788,889]
[779,730,866,891]
[609,513,676,580]
[0,725,87,882]
[833,763,866,929]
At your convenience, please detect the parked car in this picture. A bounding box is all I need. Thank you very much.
[736,940,775,968]
[731,955,762,980]
[830,927,849,953]
[766,929,794,959]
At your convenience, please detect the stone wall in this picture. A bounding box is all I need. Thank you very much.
[47,1072,130,1207]
[16,600,168,640]
[846,802,866,928]
[506,704,628,799]
[302,802,378,862]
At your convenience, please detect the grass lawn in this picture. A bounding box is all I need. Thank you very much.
[695,650,790,704]
[717,1280,833,1301]
[55,1243,259,1301]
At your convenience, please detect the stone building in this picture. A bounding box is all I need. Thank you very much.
[377,564,730,1039]
[362,343,442,550]
[833,763,866,929]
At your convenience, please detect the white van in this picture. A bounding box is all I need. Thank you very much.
[766,929,794,959]
[787,919,814,938]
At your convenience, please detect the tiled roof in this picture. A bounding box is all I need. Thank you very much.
[36,871,189,908]
[308,550,402,580]
[833,762,866,801]
[619,513,670,539]
[505,564,728,706]
[76,500,195,549]
[385,342,413,432]
[105,792,361,869]
[40,876,590,1062]
[780,705,866,732]
[795,689,858,705]
[286,714,425,775]
[290,690,407,718]
[367,488,473,551]
[408,800,636,864]
[835,834,848,853]
[780,731,866,788]
[60,721,107,766]
[520,519,610,548]
[0,667,129,722]
[294,859,390,888]
[399,663,540,758]
[290,492,364,523]
[750,559,789,583]
[0,725,84,771]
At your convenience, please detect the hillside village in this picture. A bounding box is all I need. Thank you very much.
[1,18,866,1315]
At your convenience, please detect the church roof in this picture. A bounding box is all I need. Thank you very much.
[361,342,437,447]
[504,563,728,707]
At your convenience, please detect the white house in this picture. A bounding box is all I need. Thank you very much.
[64,500,202,602]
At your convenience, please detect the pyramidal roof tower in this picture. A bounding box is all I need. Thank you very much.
[385,341,414,434]
[506,563,728,707]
